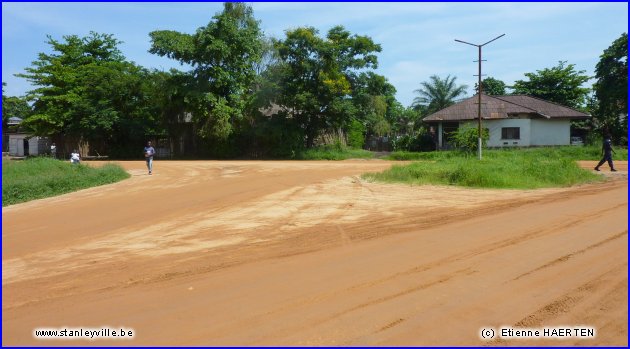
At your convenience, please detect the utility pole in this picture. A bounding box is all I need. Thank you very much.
[455,34,505,160]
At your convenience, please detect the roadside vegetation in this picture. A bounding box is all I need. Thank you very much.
[2,157,130,206]
[365,147,618,189]
[296,144,374,160]
[387,145,628,161]
[4,2,625,160]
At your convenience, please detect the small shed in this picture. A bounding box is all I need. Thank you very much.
[8,134,50,157]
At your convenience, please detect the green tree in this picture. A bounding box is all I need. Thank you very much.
[359,95,388,137]
[16,32,156,153]
[593,33,628,142]
[412,75,468,115]
[350,72,399,138]
[391,105,422,135]
[474,77,507,95]
[511,61,590,109]
[146,69,195,156]
[2,83,32,130]
[149,2,263,141]
[346,119,366,148]
[272,25,381,148]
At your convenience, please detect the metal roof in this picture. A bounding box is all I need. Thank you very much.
[423,94,590,122]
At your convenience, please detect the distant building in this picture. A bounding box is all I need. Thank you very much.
[4,117,51,157]
[8,134,50,157]
[423,94,590,149]
[7,117,23,127]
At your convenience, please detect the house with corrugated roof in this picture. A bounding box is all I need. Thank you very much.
[423,94,590,149]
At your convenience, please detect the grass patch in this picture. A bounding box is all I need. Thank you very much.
[543,145,628,161]
[3,157,130,206]
[296,145,375,160]
[387,150,461,161]
[365,148,605,189]
[387,145,628,161]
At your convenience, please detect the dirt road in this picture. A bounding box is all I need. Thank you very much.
[2,160,627,346]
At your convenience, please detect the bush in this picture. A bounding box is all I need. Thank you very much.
[392,129,436,152]
[392,134,413,151]
[450,126,489,152]
[297,144,374,160]
[347,119,366,149]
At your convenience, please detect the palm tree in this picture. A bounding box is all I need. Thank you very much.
[412,75,468,116]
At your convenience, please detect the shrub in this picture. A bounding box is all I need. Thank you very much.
[392,128,436,152]
[347,119,366,149]
[450,126,489,152]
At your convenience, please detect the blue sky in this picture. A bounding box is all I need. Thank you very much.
[2,2,628,107]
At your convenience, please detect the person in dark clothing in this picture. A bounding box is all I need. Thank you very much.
[594,134,617,172]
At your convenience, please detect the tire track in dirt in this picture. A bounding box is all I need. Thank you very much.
[7,173,621,311]
[2,161,627,346]
[250,268,478,344]
[513,230,627,281]
[156,177,626,345]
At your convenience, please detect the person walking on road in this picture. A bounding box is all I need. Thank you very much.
[144,141,155,175]
[595,134,617,172]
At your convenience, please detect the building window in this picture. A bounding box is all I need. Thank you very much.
[501,127,520,140]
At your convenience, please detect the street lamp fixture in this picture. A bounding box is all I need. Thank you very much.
[455,34,505,160]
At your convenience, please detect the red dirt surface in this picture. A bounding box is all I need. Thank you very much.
[2,160,627,346]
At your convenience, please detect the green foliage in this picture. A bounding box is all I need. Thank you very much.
[365,148,604,189]
[16,32,158,153]
[511,61,590,109]
[234,111,306,159]
[272,25,382,148]
[386,146,628,161]
[474,77,507,95]
[412,75,468,115]
[593,33,628,143]
[387,150,461,161]
[2,157,129,206]
[545,144,627,161]
[2,83,32,130]
[389,105,422,135]
[391,128,435,152]
[296,144,374,160]
[450,126,489,152]
[347,119,366,149]
[149,2,263,141]
[350,72,398,137]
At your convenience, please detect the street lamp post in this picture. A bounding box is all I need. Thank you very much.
[455,34,505,160]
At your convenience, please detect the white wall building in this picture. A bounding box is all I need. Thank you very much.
[424,94,589,149]
[8,134,50,157]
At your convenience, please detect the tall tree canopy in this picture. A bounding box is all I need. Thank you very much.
[2,82,32,131]
[16,32,156,152]
[272,25,381,148]
[149,2,263,140]
[351,72,398,137]
[593,33,627,140]
[511,61,590,109]
[412,75,468,115]
[474,77,507,96]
